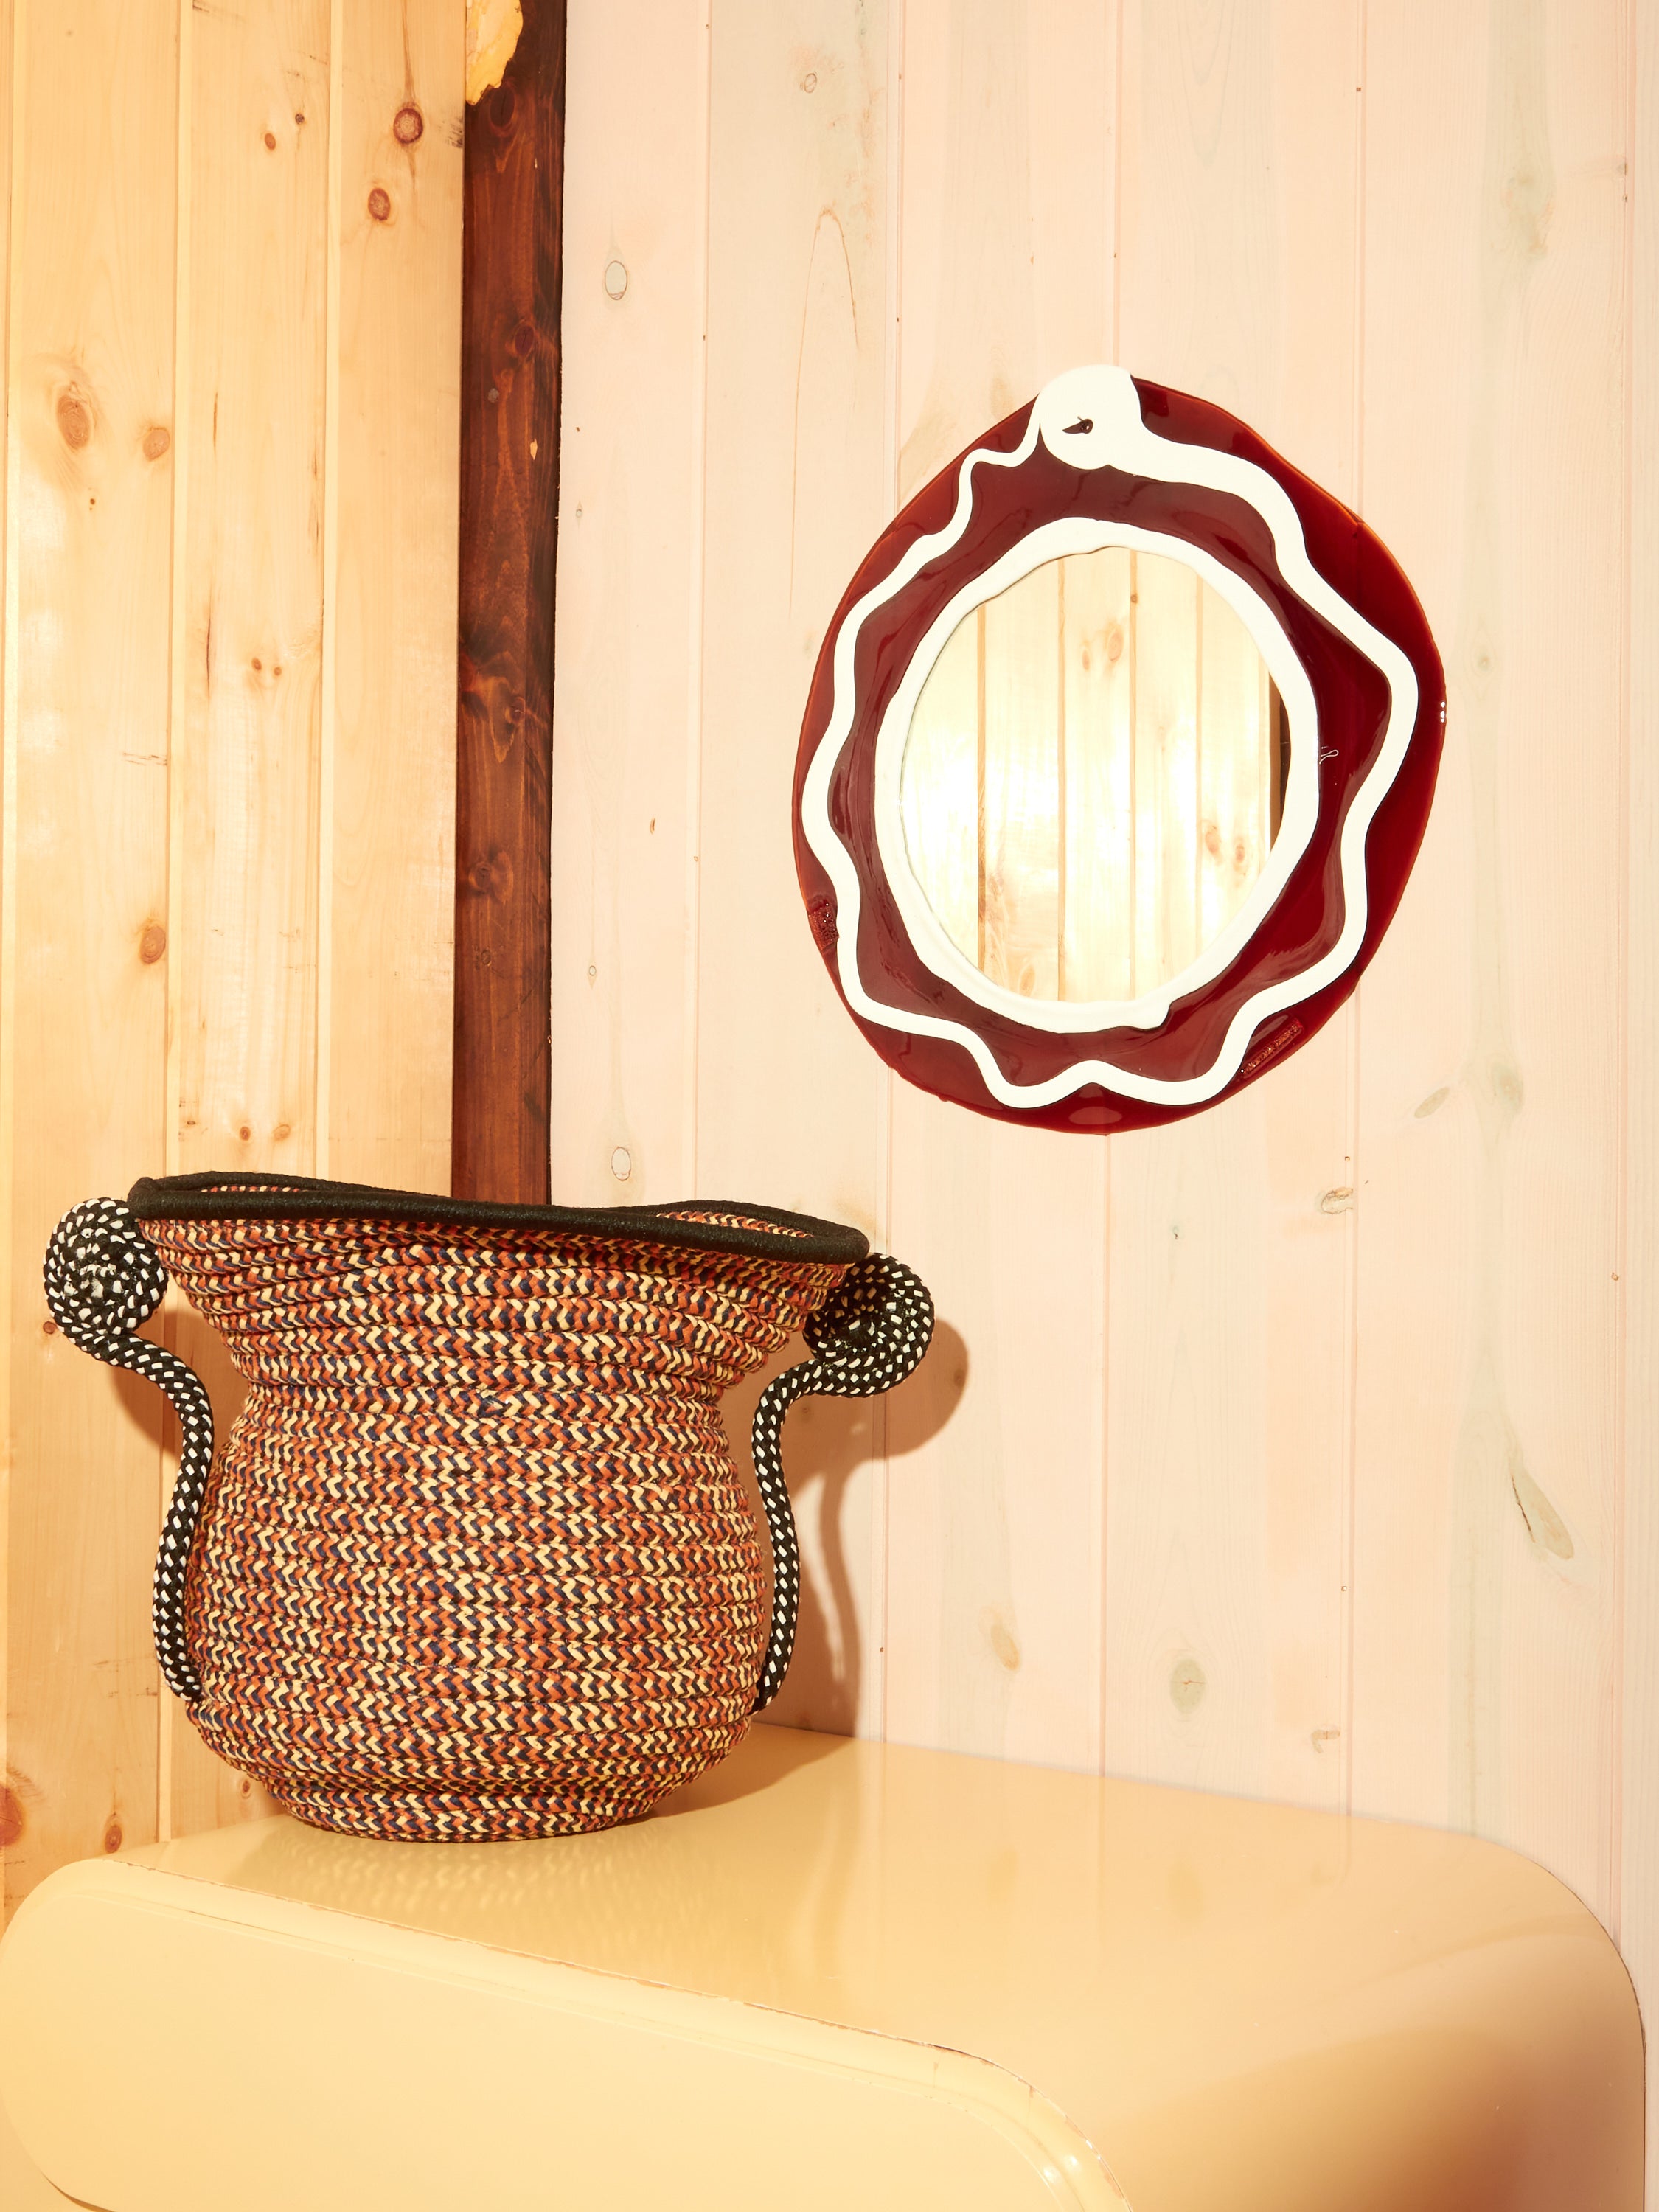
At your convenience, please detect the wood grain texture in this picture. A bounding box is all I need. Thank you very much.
[884,0,1113,1772]
[453,0,563,1204]
[546,0,708,1208]
[1101,0,1358,1812]
[1624,0,1658,2188]
[697,0,894,1737]
[901,618,979,966]
[330,0,463,1192]
[981,570,1062,998]
[1351,0,1627,1917]
[1063,549,1135,1001]
[1,0,175,1910]
[3,0,465,1893]
[162,0,335,1835]
[175,0,329,1180]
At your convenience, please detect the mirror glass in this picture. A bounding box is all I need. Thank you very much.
[900,547,1289,1002]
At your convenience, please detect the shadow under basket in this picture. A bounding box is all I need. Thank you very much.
[44,1175,932,1842]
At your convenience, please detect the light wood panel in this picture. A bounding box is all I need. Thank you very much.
[2,0,462,1907]
[330,0,462,1192]
[163,0,333,1840]
[900,616,978,964]
[1351,0,1627,1919]
[1063,548,1135,1001]
[1625,0,1659,2188]
[547,0,708,1210]
[175,0,329,1181]
[167,0,466,1841]
[1101,0,1359,1811]
[981,568,1062,998]
[884,0,1113,1771]
[1,0,175,1911]
[696,0,895,1736]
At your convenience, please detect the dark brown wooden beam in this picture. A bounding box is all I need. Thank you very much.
[453,0,566,1203]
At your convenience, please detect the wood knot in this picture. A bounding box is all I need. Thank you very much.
[467,848,515,904]
[0,1783,22,1848]
[393,102,424,144]
[263,130,277,151]
[139,921,167,965]
[56,389,92,450]
[142,424,171,460]
[984,1610,1021,1672]
[488,82,516,132]
[510,319,536,360]
[368,186,392,222]
[102,1818,123,1854]
[1169,1655,1207,1714]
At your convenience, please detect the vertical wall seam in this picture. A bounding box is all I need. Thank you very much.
[0,0,23,1828]
[1099,0,1124,1777]
[1610,0,1638,1945]
[1336,0,1369,1823]
[158,0,195,1843]
[315,0,346,1183]
[164,0,192,1194]
[874,0,907,1743]
[682,0,714,1200]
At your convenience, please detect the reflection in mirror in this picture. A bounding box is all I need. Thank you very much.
[900,548,1290,1002]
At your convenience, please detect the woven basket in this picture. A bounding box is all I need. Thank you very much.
[44,1175,932,1841]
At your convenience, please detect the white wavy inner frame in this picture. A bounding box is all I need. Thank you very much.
[799,364,1422,1109]
[874,517,1319,1032]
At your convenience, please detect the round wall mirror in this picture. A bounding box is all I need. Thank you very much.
[899,545,1289,1006]
[793,365,1446,1133]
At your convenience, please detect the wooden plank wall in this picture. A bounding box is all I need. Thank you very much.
[0,0,462,1913]
[557,0,1658,2176]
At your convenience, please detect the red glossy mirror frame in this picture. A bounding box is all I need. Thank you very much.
[793,366,1446,1133]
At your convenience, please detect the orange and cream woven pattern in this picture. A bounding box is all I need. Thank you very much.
[132,1205,852,1841]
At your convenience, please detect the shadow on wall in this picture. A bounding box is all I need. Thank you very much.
[723,1319,969,1735]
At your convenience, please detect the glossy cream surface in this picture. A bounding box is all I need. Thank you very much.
[0,1726,1641,2210]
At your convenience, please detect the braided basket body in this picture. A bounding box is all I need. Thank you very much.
[143,1207,845,1840]
[45,1175,933,1842]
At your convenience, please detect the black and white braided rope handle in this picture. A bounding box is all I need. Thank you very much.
[44,1198,211,1704]
[750,1253,933,1712]
[44,1199,930,1721]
